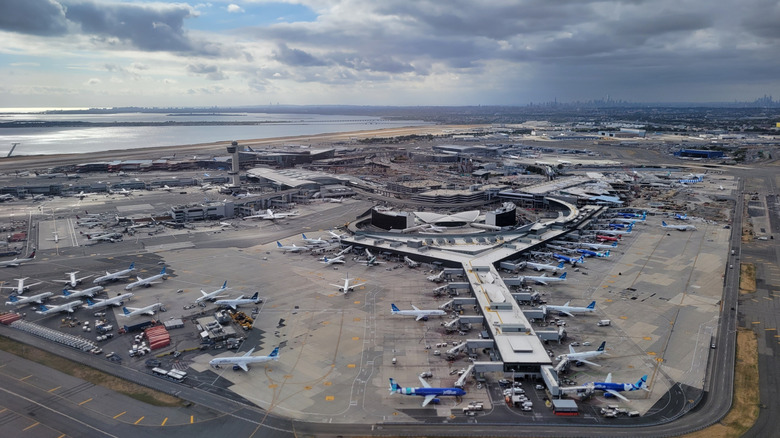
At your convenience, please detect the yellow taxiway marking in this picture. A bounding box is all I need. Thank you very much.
[79,398,92,405]
[58,434,66,438]
[325,396,335,401]
[0,408,6,414]
[347,364,356,368]
[752,321,761,324]
[161,417,168,426]
[324,381,332,386]
[48,386,61,392]
[352,337,360,340]
[620,316,628,320]
[19,375,32,381]
[23,422,40,431]
[268,384,278,389]
[764,297,773,300]
[765,328,777,331]
[190,416,194,424]
[134,416,144,425]
[643,336,652,341]
[113,411,126,419]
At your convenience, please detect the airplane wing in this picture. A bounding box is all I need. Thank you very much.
[412,305,420,311]
[421,394,437,407]
[605,389,629,402]
[575,358,602,367]
[351,282,367,289]
[237,362,249,372]
[415,315,424,321]
[226,304,238,310]
[329,284,344,289]
[535,279,548,286]
[418,375,432,388]
[559,310,575,317]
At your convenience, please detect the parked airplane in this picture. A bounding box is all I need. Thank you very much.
[209,346,280,371]
[678,176,703,184]
[58,286,104,300]
[328,230,348,241]
[302,233,329,246]
[674,213,689,220]
[36,300,82,315]
[404,256,420,268]
[276,241,308,253]
[615,211,646,220]
[580,241,617,251]
[661,221,697,231]
[53,272,94,288]
[523,272,567,286]
[5,292,54,306]
[0,251,36,268]
[245,209,298,220]
[611,218,638,225]
[596,235,620,242]
[124,267,167,290]
[84,293,133,310]
[47,232,60,243]
[391,303,446,321]
[331,276,367,294]
[526,260,566,272]
[364,249,384,266]
[543,300,597,317]
[528,250,554,258]
[546,244,578,254]
[592,227,630,236]
[214,292,261,310]
[553,253,585,266]
[121,303,163,317]
[196,280,230,303]
[607,223,632,229]
[320,255,345,265]
[0,277,43,294]
[86,232,123,242]
[110,188,135,196]
[93,262,136,284]
[555,341,607,372]
[0,193,14,201]
[162,185,174,192]
[388,376,466,407]
[560,373,649,402]
[577,249,610,258]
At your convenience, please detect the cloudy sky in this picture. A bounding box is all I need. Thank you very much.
[1,0,778,108]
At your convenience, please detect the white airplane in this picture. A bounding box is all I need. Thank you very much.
[124,267,167,290]
[86,232,123,242]
[390,303,446,321]
[209,346,280,371]
[301,233,329,246]
[53,272,94,288]
[404,256,420,268]
[0,193,14,201]
[427,270,445,282]
[543,300,597,317]
[36,300,82,315]
[719,185,725,191]
[110,188,134,196]
[364,249,384,266]
[214,292,261,310]
[523,272,567,286]
[245,209,298,220]
[121,302,163,317]
[276,241,308,253]
[579,241,618,251]
[555,341,607,372]
[335,245,353,257]
[5,292,54,306]
[162,185,174,192]
[320,255,345,265]
[0,277,44,294]
[196,281,230,304]
[526,260,565,272]
[93,262,136,284]
[330,276,367,295]
[592,228,630,236]
[84,293,134,310]
[58,286,104,300]
[661,221,697,231]
[328,230,347,241]
[47,232,60,243]
[0,251,36,268]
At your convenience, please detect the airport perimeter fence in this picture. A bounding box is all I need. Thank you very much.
[10,320,98,352]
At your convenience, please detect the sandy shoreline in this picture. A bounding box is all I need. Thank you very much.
[0,124,482,172]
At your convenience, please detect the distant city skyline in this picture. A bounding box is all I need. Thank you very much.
[2,0,779,108]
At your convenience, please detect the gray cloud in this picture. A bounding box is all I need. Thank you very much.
[0,0,69,36]
[274,44,328,67]
[187,63,228,81]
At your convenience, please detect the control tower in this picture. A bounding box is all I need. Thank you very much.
[226,141,240,187]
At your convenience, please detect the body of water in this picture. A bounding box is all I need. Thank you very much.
[0,112,430,156]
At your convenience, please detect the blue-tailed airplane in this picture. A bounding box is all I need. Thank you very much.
[560,373,649,401]
[577,249,610,258]
[608,223,632,229]
[523,272,567,286]
[543,300,596,317]
[674,213,689,220]
[209,346,279,371]
[579,241,617,251]
[661,221,697,231]
[553,253,584,266]
[58,286,104,300]
[525,260,566,272]
[389,376,466,407]
[391,303,445,321]
[615,211,645,219]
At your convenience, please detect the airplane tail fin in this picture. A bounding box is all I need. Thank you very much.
[250,292,259,300]
[160,267,166,275]
[391,303,400,313]
[586,301,596,310]
[642,212,646,220]
[62,289,70,296]
[559,272,567,280]
[605,250,610,257]
[28,251,36,259]
[662,221,668,226]
[39,304,48,311]
[86,298,94,306]
[557,261,565,269]
[302,233,308,239]
[634,375,649,391]
[129,262,135,269]
[269,347,279,359]
[222,280,227,289]
[577,256,585,264]
[389,378,399,393]
[8,295,18,302]
[122,307,131,315]
[277,241,283,247]
[611,242,617,247]
[597,341,606,352]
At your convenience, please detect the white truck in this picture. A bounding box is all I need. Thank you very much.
[597,320,611,326]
